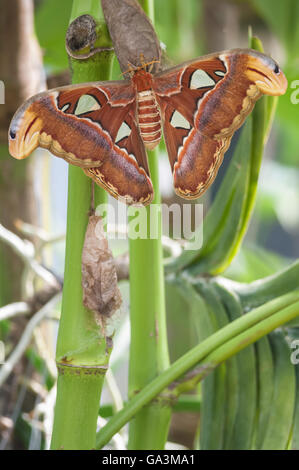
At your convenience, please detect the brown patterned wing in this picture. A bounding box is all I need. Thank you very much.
[83,107,154,205]
[9,81,153,205]
[153,48,288,199]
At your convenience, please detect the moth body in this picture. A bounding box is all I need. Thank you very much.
[132,69,162,150]
[137,89,162,150]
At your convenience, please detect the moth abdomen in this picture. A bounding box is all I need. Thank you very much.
[137,89,162,150]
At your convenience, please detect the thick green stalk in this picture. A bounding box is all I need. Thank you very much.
[128,0,171,450]
[50,0,113,450]
[229,259,299,309]
[96,291,299,448]
[173,300,299,395]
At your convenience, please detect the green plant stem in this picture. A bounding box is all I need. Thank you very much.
[99,394,200,418]
[173,300,299,395]
[128,140,171,450]
[127,0,171,451]
[96,291,299,448]
[50,0,113,450]
[226,259,299,309]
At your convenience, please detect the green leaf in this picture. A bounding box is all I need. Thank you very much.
[195,281,230,450]
[259,331,295,449]
[165,277,202,359]
[224,243,290,283]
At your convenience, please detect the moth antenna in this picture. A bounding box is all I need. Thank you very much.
[140,53,146,68]
[120,62,135,78]
[148,58,159,73]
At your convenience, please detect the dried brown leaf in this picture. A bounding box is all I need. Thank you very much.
[101,0,161,74]
[81,215,122,319]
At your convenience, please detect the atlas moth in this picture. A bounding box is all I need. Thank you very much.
[9,49,287,205]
